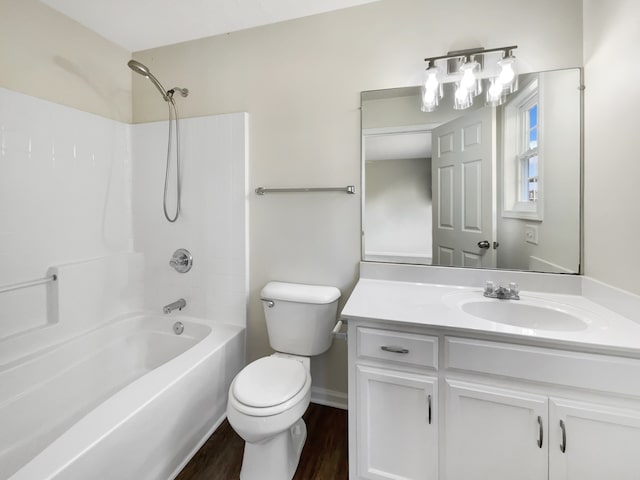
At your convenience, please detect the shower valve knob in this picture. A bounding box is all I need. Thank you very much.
[170,248,193,273]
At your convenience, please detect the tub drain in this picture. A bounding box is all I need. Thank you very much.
[173,321,184,335]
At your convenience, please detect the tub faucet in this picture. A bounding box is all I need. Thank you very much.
[483,281,520,300]
[163,298,186,314]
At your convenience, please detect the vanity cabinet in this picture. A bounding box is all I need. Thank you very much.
[348,325,640,480]
[351,327,439,480]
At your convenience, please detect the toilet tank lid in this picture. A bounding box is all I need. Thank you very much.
[261,281,341,304]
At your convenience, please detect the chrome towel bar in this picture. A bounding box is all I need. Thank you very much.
[255,185,356,195]
[0,274,57,295]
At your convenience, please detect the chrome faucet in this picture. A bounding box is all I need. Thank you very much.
[483,281,520,300]
[163,298,186,314]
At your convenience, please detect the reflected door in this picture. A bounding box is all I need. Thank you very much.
[432,106,496,268]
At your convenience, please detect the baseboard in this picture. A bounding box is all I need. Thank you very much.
[311,386,348,410]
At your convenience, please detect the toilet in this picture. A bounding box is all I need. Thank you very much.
[226,281,341,480]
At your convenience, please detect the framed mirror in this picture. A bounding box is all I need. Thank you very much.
[361,68,582,274]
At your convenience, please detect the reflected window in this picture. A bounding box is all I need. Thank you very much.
[519,99,539,202]
[502,78,543,221]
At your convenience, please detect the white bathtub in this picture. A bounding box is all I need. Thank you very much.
[0,314,245,480]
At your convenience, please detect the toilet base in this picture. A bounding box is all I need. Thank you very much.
[239,418,307,480]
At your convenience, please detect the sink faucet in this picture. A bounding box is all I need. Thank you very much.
[483,281,520,300]
[163,298,186,314]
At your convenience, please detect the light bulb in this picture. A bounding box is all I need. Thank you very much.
[455,85,469,101]
[421,84,439,112]
[459,58,481,97]
[461,66,476,90]
[425,71,439,91]
[488,80,503,98]
[497,53,518,93]
[424,89,436,103]
[499,63,514,85]
[486,77,506,106]
[454,82,473,110]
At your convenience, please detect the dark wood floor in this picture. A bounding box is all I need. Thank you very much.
[176,403,349,480]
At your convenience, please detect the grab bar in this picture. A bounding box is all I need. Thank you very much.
[255,186,356,195]
[0,274,57,295]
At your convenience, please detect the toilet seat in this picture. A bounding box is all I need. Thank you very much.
[230,357,311,417]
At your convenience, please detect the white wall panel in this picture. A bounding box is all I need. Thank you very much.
[0,87,133,333]
[131,113,248,327]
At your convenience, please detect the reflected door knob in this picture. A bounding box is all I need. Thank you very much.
[477,240,491,249]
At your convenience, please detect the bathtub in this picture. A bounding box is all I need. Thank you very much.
[0,314,245,480]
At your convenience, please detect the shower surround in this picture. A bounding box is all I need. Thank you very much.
[0,86,248,478]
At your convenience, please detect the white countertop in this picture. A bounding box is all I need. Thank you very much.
[341,278,640,356]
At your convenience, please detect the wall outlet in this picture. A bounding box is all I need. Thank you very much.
[525,224,539,245]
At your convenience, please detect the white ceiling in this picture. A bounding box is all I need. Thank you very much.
[40,0,381,52]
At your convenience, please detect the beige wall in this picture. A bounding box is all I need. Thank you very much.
[132,0,583,394]
[0,0,131,122]
[583,0,640,295]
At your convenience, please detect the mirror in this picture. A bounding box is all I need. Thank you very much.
[361,68,581,274]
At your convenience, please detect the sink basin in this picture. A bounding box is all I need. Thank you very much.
[460,299,589,331]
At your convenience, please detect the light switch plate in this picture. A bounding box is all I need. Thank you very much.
[525,224,539,245]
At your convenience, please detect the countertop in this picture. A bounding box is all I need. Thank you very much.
[341,278,640,356]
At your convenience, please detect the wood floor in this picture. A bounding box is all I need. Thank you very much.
[176,403,349,480]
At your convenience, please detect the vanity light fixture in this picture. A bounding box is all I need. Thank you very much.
[422,45,518,112]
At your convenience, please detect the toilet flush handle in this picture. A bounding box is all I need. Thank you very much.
[264,300,275,308]
[332,319,347,341]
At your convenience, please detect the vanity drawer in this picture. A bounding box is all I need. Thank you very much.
[445,337,640,397]
[357,327,438,369]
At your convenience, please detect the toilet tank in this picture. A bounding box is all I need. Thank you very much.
[261,281,341,356]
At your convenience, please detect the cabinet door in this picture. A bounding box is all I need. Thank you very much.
[549,397,640,480]
[356,365,437,480]
[445,379,548,480]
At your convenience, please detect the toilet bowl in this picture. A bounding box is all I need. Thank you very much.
[227,354,312,480]
[225,281,341,480]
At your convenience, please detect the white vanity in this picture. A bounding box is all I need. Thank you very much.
[342,263,640,480]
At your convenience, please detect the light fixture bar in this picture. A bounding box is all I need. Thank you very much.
[424,45,518,64]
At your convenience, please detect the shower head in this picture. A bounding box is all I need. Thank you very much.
[127,60,169,101]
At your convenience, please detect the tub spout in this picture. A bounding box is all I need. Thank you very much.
[163,298,186,314]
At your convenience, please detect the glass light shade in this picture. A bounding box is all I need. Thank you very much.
[421,64,442,112]
[424,66,441,94]
[497,54,518,93]
[486,77,506,106]
[454,82,473,110]
[421,83,440,112]
[459,59,482,97]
